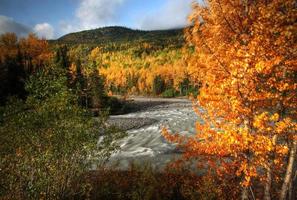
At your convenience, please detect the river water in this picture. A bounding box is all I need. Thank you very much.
[108,99,202,170]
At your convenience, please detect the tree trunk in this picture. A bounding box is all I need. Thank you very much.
[241,186,249,200]
[264,165,272,200]
[288,180,292,200]
[264,135,278,200]
[280,141,297,200]
[292,169,296,200]
[288,163,297,200]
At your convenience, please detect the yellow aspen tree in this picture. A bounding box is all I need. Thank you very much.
[163,0,296,199]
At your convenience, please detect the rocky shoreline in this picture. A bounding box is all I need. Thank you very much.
[106,97,191,131]
[107,117,158,131]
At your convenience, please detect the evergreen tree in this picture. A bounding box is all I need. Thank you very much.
[0,53,26,105]
[55,45,69,69]
[89,67,106,109]
[153,75,165,95]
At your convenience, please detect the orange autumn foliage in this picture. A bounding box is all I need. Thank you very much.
[0,33,19,62]
[0,33,52,72]
[163,0,296,198]
[19,33,52,71]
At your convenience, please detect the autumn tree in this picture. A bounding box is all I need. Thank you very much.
[163,0,296,199]
[95,44,192,96]
[0,33,18,62]
[19,33,52,73]
[0,33,51,105]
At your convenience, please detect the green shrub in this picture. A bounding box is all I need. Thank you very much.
[186,86,199,97]
[179,78,190,96]
[162,88,177,98]
[0,65,124,199]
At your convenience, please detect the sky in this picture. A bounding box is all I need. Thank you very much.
[0,0,195,39]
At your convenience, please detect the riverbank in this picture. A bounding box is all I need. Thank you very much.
[106,96,191,131]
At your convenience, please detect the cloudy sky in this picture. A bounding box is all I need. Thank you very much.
[0,0,195,39]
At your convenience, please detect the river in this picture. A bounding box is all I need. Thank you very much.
[107,97,202,170]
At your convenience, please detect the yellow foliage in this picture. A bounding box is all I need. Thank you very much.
[163,0,297,189]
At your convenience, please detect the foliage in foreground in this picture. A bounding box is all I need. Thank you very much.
[0,65,124,199]
[164,0,296,200]
[74,164,241,200]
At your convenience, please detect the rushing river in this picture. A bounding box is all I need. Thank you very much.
[108,99,202,170]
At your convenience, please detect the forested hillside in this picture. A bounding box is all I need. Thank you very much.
[49,26,198,97]
[54,26,184,47]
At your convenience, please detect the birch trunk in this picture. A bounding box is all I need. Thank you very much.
[241,186,249,200]
[288,168,297,200]
[280,141,297,200]
[264,135,278,200]
[264,165,272,200]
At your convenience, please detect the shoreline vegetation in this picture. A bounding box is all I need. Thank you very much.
[74,166,241,200]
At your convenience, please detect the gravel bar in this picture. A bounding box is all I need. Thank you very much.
[107,97,192,131]
[107,117,158,131]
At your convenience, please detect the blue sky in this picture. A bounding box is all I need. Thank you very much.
[0,0,194,39]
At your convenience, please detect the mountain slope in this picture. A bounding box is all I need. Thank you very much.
[56,26,184,45]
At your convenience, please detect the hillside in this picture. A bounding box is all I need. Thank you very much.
[47,26,193,97]
[54,26,185,46]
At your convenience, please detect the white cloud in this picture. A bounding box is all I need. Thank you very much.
[57,0,125,36]
[0,15,31,37]
[57,0,194,37]
[139,0,193,30]
[33,23,54,39]
[0,15,55,39]
[76,0,125,30]
[59,21,78,35]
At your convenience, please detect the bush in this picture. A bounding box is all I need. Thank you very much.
[162,88,177,98]
[179,78,190,96]
[0,65,124,199]
[76,162,241,200]
[186,86,199,97]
